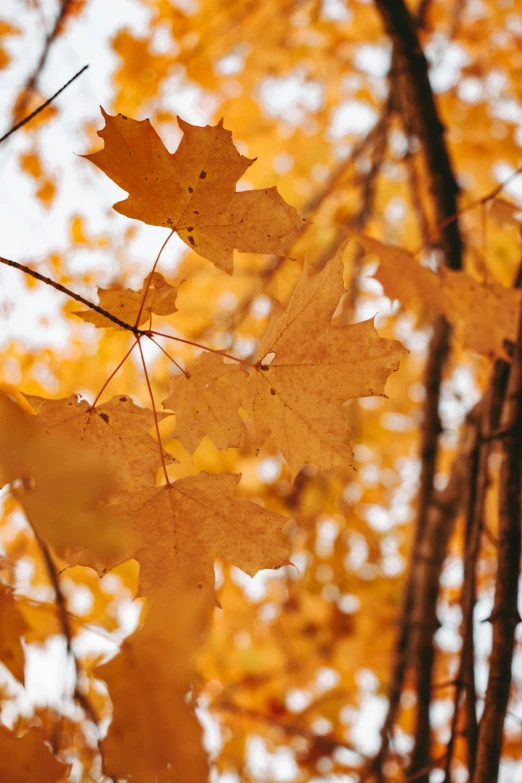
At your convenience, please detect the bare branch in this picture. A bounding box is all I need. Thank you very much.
[473,284,522,783]
[0,256,141,334]
[0,65,88,144]
[370,2,465,777]
[12,0,74,124]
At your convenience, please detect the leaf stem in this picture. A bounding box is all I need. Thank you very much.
[133,230,175,328]
[149,329,255,367]
[89,340,138,411]
[137,337,171,486]
[147,335,188,377]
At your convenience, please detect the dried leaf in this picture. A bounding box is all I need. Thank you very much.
[97,578,211,783]
[355,234,445,312]
[243,247,408,480]
[0,725,69,782]
[74,271,180,328]
[110,472,290,595]
[84,109,305,273]
[162,352,248,453]
[24,393,174,492]
[0,395,131,563]
[357,234,522,358]
[440,267,521,358]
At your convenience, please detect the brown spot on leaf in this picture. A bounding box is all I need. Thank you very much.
[188,236,195,245]
[199,170,206,179]
[99,412,110,423]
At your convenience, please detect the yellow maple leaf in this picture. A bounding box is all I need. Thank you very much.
[109,471,290,596]
[356,234,522,359]
[162,352,248,454]
[24,393,174,492]
[83,109,305,273]
[0,395,131,564]
[242,246,408,480]
[97,578,211,783]
[73,271,180,328]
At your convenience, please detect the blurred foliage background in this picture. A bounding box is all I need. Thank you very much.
[1,0,522,781]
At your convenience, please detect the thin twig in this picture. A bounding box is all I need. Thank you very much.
[0,256,254,366]
[0,256,141,333]
[444,360,509,782]
[12,0,74,124]
[0,65,88,144]
[13,498,102,737]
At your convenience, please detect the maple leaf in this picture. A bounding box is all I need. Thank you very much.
[24,393,174,492]
[0,724,69,782]
[0,585,28,684]
[84,109,305,273]
[356,234,522,359]
[97,578,211,783]
[109,472,290,596]
[73,271,179,328]
[162,352,247,453]
[0,395,131,561]
[242,247,408,480]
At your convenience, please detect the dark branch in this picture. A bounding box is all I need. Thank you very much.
[473,283,522,783]
[370,2,465,778]
[11,0,74,124]
[0,256,140,335]
[0,65,88,144]
[375,0,462,271]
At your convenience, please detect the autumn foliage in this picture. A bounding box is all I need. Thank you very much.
[1,1,522,783]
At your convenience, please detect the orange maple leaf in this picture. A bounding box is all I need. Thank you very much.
[97,578,211,783]
[356,234,522,359]
[24,393,174,493]
[109,471,290,596]
[0,395,131,562]
[83,109,305,273]
[243,245,408,480]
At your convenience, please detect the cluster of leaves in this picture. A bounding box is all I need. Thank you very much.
[2,1,522,782]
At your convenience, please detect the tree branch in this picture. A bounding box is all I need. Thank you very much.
[375,0,462,270]
[0,65,88,144]
[473,291,522,783]
[370,2,465,778]
[12,0,74,124]
[0,256,141,334]
[444,361,509,782]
